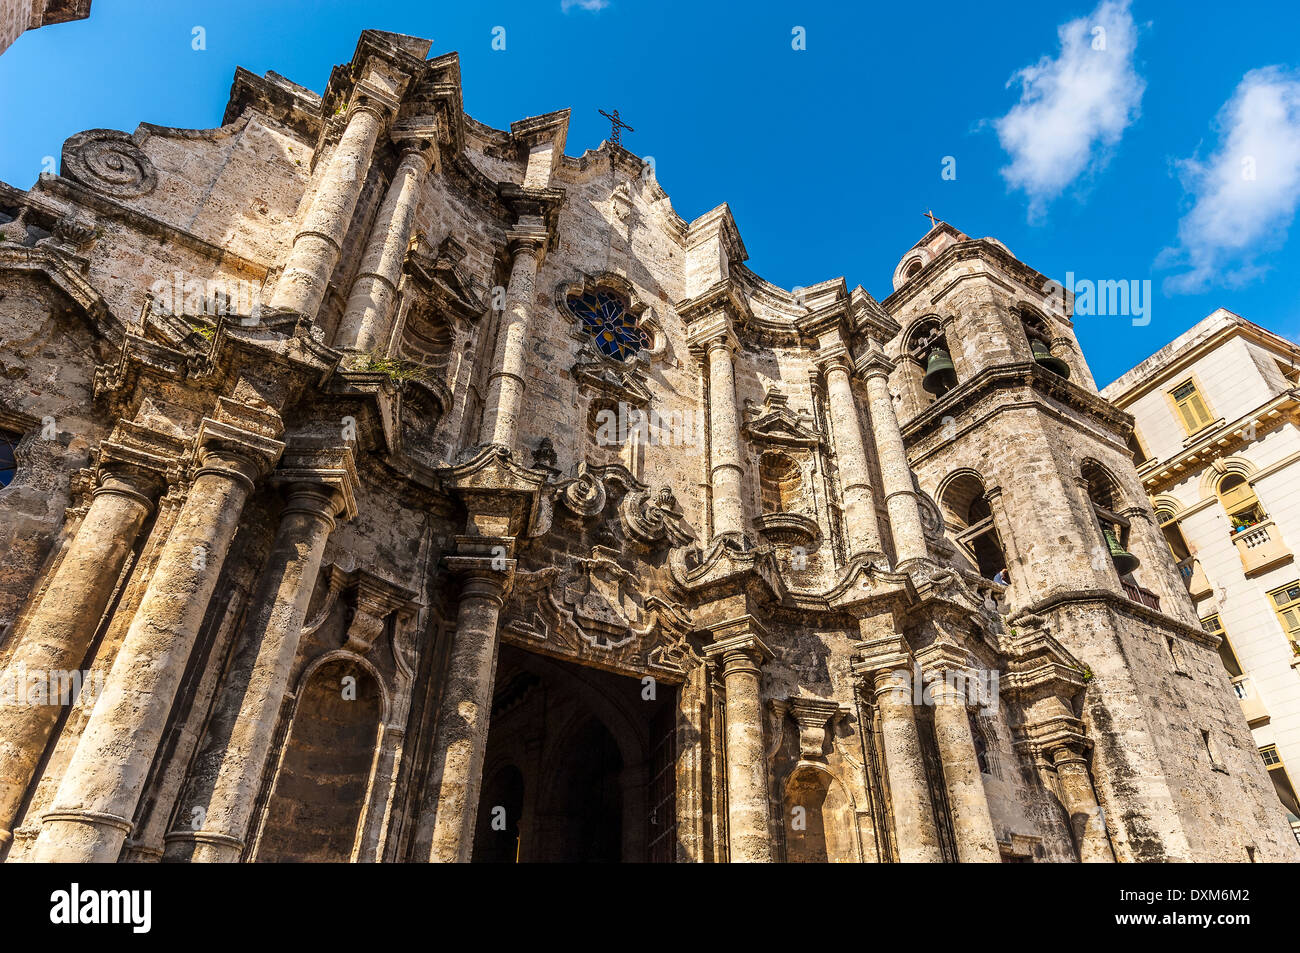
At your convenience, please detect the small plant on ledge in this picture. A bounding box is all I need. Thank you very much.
[355,352,428,385]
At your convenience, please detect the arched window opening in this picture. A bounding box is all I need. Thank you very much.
[1020,310,1070,379]
[1218,473,1267,536]
[759,451,802,514]
[941,473,1006,580]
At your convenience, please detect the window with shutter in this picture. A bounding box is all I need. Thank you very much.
[1268,582,1300,646]
[1170,379,1215,434]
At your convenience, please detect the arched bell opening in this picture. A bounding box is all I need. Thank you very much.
[940,471,1007,581]
[1019,308,1070,379]
[902,317,957,409]
[1082,460,1139,579]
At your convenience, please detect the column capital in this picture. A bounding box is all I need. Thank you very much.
[703,622,773,672]
[685,311,740,356]
[813,345,854,378]
[851,629,911,678]
[194,418,285,490]
[272,442,361,521]
[394,137,437,173]
[854,348,896,381]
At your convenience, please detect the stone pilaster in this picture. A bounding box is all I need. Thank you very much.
[1050,741,1115,863]
[817,351,885,561]
[268,98,392,322]
[926,667,1001,863]
[0,432,172,842]
[686,315,745,541]
[854,631,943,862]
[477,228,548,451]
[704,623,773,863]
[334,139,436,354]
[859,350,928,566]
[416,542,513,862]
[29,413,283,863]
[163,447,358,863]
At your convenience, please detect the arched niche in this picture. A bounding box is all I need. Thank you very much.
[938,469,1006,580]
[254,655,385,862]
[758,449,803,515]
[782,764,859,863]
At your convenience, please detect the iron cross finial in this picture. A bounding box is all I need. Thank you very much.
[923,210,940,230]
[598,108,634,150]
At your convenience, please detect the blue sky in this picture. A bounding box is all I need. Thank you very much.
[1,0,1298,385]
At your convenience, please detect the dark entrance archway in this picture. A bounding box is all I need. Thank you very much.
[471,644,677,863]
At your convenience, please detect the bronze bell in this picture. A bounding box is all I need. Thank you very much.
[922,346,957,394]
[1103,526,1140,576]
[1031,338,1071,378]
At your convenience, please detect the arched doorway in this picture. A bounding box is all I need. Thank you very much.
[470,645,676,863]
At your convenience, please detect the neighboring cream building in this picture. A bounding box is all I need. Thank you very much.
[1103,309,1300,843]
[0,0,90,57]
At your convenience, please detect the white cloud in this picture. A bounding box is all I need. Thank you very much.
[561,0,609,11]
[994,0,1144,218]
[1160,67,1300,294]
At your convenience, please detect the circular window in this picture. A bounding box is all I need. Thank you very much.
[567,289,648,361]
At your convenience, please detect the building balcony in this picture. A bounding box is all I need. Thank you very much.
[1176,556,1214,600]
[1230,520,1294,576]
[1121,581,1161,611]
[1232,675,1270,727]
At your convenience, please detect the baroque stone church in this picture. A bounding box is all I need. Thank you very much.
[0,30,1295,863]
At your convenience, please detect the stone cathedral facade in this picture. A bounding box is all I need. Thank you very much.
[0,30,1295,864]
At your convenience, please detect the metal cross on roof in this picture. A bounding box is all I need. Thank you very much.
[598,108,634,150]
[923,210,940,230]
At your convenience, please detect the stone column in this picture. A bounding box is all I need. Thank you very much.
[477,231,546,451]
[334,140,434,354]
[820,354,884,560]
[867,665,944,862]
[0,464,159,842]
[268,100,389,322]
[860,354,928,565]
[164,479,350,863]
[705,631,773,862]
[930,675,1000,863]
[30,426,281,863]
[418,558,510,862]
[703,330,745,540]
[1050,742,1114,863]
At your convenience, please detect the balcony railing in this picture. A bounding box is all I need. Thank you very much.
[1231,520,1294,576]
[1121,581,1161,611]
[1176,556,1213,600]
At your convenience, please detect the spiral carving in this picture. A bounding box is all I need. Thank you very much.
[61,129,158,199]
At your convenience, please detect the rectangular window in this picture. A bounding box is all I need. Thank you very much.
[1268,582,1300,649]
[1260,744,1282,767]
[1170,379,1215,434]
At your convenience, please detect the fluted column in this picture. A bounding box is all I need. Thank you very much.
[705,631,773,862]
[820,355,884,560]
[163,481,348,863]
[1050,742,1114,862]
[0,464,159,842]
[30,432,280,863]
[269,101,389,322]
[700,330,745,540]
[930,676,1000,862]
[478,233,546,451]
[417,559,510,862]
[860,355,928,565]
[334,141,434,354]
[868,665,944,862]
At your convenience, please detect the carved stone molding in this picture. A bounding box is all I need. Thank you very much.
[61,129,159,199]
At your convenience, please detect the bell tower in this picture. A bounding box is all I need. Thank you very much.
[881,222,1288,861]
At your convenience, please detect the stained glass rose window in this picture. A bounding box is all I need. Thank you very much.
[567,289,648,361]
